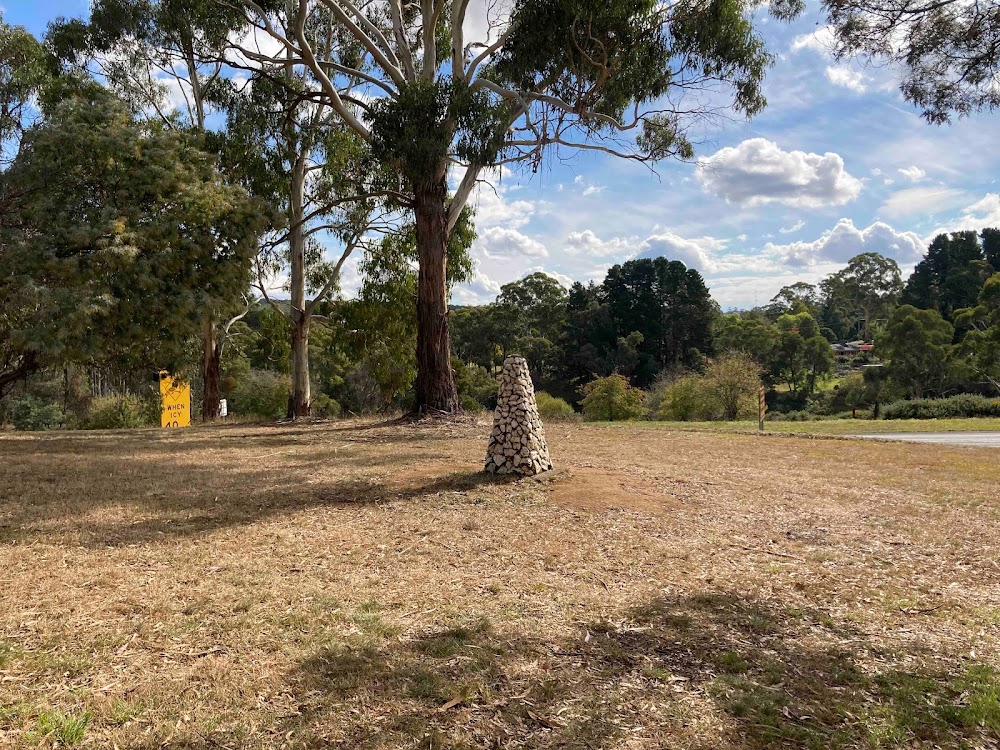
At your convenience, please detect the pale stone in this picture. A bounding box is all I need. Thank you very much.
[483,355,553,477]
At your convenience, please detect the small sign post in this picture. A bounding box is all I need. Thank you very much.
[758,386,767,432]
[158,370,191,428]
[219,399,228,418]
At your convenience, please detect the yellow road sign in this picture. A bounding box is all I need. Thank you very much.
[158,371,191,428]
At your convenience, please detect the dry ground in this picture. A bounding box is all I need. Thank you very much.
[1,418,999,749]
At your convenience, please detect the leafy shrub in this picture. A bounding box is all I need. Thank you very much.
[580,374,646,421]
[704,352,763,421]
[769,410,854,422]
[230,370,291,420]
[85,394,158,429]
[311,392,342,418]
[10,397,64,431]
[535,391,575,420]
[652,374,716,421]
[455,361,499,409]
[459,394,486,413]
[880,394,1000,420]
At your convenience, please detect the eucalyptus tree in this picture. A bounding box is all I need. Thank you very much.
[217,53,382,417]
[821,0,1000,122]
[228,0,789,414]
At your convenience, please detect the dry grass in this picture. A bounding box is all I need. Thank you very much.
[2,418,1000,749]
[608,417,1000,435]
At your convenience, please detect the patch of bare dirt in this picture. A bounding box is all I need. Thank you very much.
[546,467,681,513]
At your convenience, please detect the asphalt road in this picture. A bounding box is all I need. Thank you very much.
[853,431,1000,447]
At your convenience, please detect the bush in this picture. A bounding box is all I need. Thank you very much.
[880,394,1000,420]
[651,374,716,421]
[704,352,763,421]
[230,370,291,420]
[85,394,158,429]
[580,374,646,421]
[455,361,499,409]
[535,391,575,421]
[460,394,486,413]
[311,392,342,418]
[10,396,64,431]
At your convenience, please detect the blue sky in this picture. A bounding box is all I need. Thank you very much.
[8,1,1000,309]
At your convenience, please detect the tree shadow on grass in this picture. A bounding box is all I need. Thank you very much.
[261,594,1000,750]
[0,444,518,547]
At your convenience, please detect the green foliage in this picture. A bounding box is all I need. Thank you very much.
[820,253,902,341]
[822,0,1000,122]
[880,395,1000,420]
[535,392,576,421]
[10,396,63,431]
[773,311,833,395]
[311,392,341,418]
[651,374,716,421]
[902,231,993,320]
[454,361,498,408]
[85,394,158,429]
[954,272,1000,393]
[580,373,647,421]
[2,87,264,379]
[600,258,715,386]
[705,352,764,421]
[230,370,290,420]
[879,305,955,399]
[35,709,90,746]
[459,394,486,413]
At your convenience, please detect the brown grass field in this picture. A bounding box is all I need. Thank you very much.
[2,418,999,749]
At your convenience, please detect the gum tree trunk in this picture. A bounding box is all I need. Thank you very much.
[412,173,460,415]
[288,153,311,417]
[201,317,222,420]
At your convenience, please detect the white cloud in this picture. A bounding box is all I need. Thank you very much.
[638,233,729,271]
[791,26,836,55]
[878,186,969,219]
[929,193,1000,237]
[564,230,635,258]
[477,227,548,260]
[898,166,926,182]
[779,220,806,234]
[453,266,502,305]
[469,182,535,230]
[696,138,862,208]
[765,218,925,267]
[825,66,867,92]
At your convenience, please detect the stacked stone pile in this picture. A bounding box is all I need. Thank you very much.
[484,355,553,476]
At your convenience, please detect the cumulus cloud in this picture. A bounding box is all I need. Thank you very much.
[898,166,926,182]
[878,186,969,219]
[477,227,548,260]
[696,138,862,208]
[825,66,866,92]
[453,266,502,305]
[564,230,635,258]
[638,233,728,271]
[765,218,925,266]
[928,193,1000,237]
[469,182,536,230]
[779,220,806,234]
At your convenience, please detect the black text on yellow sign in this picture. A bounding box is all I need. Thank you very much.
[158,371,191,428]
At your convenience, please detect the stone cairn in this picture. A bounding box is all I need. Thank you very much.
[484,355,553,476]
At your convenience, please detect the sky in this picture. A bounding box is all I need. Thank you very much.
[8,0,1000,310]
